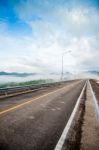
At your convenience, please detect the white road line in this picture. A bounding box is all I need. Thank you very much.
[88,80,99,124]
[57,107,61,111]
[52,108,56,111]
[29,116,35,120]
[60,101,65,104]
[54,81,86,150]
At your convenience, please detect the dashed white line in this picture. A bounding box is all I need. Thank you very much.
[29,116,35,120]
[57,107,61,111]
[60,101,65,104]
[52,108,56,111]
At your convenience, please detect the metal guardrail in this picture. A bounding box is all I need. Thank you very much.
[0,83,50,96]
[0,81,66,96]
[0,80,79,98]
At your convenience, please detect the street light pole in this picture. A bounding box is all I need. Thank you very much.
[61,54,64,80]
[61,50,71,81]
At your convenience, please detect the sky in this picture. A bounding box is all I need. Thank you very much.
[0,0,99,76]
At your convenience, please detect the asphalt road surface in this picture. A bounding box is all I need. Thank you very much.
[0,80,86,150]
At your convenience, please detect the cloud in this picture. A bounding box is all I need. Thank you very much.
[0,0,99,77]
[15,1,99,36]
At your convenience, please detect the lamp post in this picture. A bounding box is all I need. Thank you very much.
[61,50,71,81]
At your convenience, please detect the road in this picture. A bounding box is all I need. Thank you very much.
[0,80,86,150]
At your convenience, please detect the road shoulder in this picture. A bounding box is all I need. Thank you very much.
[80,81,99,150]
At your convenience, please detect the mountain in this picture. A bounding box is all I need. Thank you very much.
[85,70,99,75]
[83,70,99,76]
[0,72,36,77]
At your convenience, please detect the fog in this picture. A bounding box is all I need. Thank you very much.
[0,75,60,84]
[0,73,98,84]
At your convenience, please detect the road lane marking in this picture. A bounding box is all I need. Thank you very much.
[0,82,82,116]
[51,108,56,111]
[54,81,87,150]
[60,101,65,104]
[56,107,61,111]
[29,116,35,120]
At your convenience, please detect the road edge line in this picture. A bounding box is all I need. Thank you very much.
[54,81,87,150]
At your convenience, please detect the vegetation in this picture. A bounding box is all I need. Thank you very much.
[0,79,54,88]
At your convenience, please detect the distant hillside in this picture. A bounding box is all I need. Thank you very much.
[0,72,35,77]
[86,70,99,75]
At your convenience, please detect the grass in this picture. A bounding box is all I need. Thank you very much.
[0,79,54,88]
